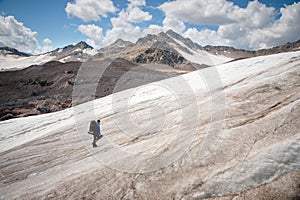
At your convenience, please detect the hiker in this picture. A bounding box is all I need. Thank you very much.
[88,119,102,147]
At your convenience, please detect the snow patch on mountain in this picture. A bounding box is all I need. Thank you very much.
[59,56,71,63]
[171,37,232,66]
[82,48,98,56]
[0,54,54,71]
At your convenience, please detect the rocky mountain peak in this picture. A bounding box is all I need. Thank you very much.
[165,29,181,38]
[57,41,93,53]
[136,33,158,44]
[135,29,203,52]
[98,39,134,57]
[48,41,97,63]
[110,39,133,48]
[72,41,93,50]
[166,29,203,51]
[136,32,177,51]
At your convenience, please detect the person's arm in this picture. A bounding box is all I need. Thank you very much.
[98,123,101,135]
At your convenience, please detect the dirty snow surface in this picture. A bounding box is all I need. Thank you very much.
[0,54,54,71]
[1,51,300,199]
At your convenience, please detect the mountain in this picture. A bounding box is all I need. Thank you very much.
[204,45,255,59]
[134,30,232,67]
[100,29,232,68]
[99,39,134,56]
[1,31,299,72]
[0,51,299,199]
[0,41,100,71]
[0,46,30,57]
[204,39,300,60]
[165,29,204,51]
[256,39,300,55]
[0,48,53,71]
[49,41,99,62]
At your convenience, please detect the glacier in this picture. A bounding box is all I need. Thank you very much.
[0,51,300,199]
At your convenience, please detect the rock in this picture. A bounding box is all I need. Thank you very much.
[67,79,75,86]
[0,113,14,121]
[37,106,51,113]
[134,48,187,67]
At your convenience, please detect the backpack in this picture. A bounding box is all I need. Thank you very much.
[88,120,97,135]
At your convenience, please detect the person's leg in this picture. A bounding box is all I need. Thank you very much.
[92,134,97,147]
[97,130,101,139]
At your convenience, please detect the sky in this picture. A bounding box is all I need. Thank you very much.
[0,0,299,54]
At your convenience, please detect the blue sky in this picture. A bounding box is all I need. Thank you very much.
[0,0,299,54]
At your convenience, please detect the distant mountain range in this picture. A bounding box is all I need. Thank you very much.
[1,29,299,71]
[204,39,300,59]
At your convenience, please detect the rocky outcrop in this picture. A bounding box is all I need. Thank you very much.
[0,61,80,121]
[134,48,186,67]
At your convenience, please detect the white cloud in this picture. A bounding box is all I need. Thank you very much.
[128,0,146,7]
[143,25,163,35]
[0,15,52,54]
[0,15,39,52]
[78,23,144,49]
[77,24,104,48]
[105,0,152,40]
[162,17,185,33]
[119,0,152,24]
[184,28,228,46]
[111,11,131,28]
[43,38,52,45]
[159,0,237,26]
[78,23,162,48]
[246,2,300,49]
[78,0,154,47]
[77,0,299,50]
[65,0,116,22]
[159,0,275,27]
[41,38,53,53]
[104,25,144,45]
[238,0,276,28]
[127,7,152,23]
[179,1,300,49]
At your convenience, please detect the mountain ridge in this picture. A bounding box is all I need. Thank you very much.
[99,29,231,67]
[204,39,300,59]
[1,31,300,61]
[1,30,300,71]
